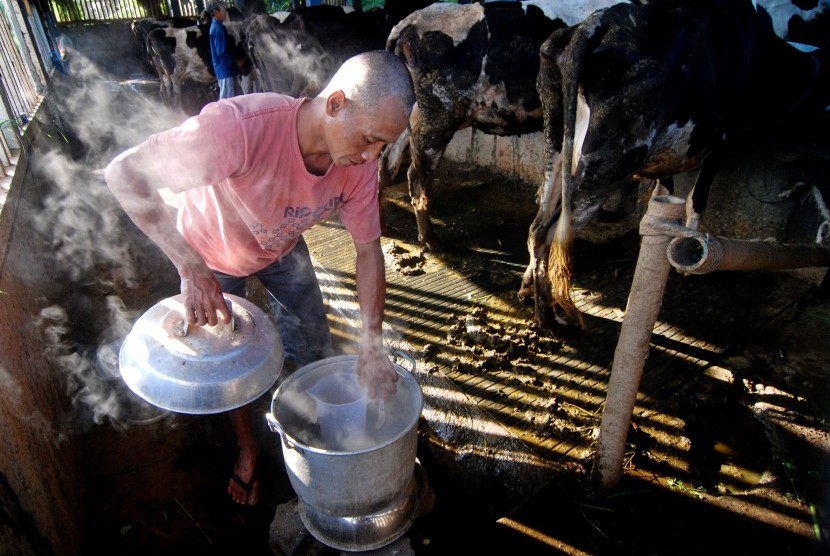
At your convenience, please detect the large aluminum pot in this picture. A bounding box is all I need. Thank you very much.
[266,352,423,551]
[119,294,283,414]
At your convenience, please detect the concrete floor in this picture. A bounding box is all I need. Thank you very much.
[298,164,830,555]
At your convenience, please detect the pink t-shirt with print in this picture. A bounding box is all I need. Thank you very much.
[142,93,381,276]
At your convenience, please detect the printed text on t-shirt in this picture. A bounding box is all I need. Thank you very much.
[284,195,344,218]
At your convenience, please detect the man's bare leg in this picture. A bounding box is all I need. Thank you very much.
[227,405,260,505]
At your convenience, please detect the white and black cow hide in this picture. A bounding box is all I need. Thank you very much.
[242,8,349,98]
[130,16,198,71]
[242,3,430,98]
[522,0,830,328]
[757,0,830,49]
[379,0,633,252]
[147,19,252,114]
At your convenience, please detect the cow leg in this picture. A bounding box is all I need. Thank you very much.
[520,62,568,329]
[149,51,171,102]
[240,73,254,94]
[171,64,188,112]
[160,74,173,103]
[524,25,576,329]
[407,146,446,252]
[406,110,455,252]
[172,80,184,112]
[158,68,174,104]
[521,151,568,328]
[377,122,413,236]
[155,72,169,102]
[685,153,722,230]
[520,150,562,300]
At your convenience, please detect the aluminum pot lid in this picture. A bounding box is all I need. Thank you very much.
[119,294,284,415]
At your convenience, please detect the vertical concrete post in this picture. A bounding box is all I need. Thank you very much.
[592,192,686,491]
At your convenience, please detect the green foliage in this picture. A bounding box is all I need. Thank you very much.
[782,459,823,541]
[49,0,450,21]
[49,0,84,22]
[665,478,708,499]
[0,117,68,151]
[264,0,290,11]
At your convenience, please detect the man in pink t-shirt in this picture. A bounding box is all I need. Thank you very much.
[105,51,415,506]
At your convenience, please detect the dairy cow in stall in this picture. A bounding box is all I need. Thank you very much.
[242,6,372,98]
[131,8,246,73]
[521,0,830,328]
[379,0,632,252]
[242,2,431,98]
[146,16,252,114]
[131,16,198,71]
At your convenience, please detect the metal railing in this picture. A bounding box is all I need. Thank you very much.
[48,0,228,22]
[0,0,48,184]
[49,0,168,21]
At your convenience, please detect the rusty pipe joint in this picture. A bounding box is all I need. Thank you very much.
[666,233,724,274]
[668,234,830,274]
[638,195,693,237]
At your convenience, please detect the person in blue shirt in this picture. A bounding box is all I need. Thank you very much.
[209,1,242,99]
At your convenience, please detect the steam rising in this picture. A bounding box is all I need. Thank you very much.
[51,41,187,166]
[35,305,160,430]
[29,27,413,431]
[0,364,23,398]
[252,31,333,97]
[28,40,185,429]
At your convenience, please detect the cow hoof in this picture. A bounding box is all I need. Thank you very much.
[422,238,444,253]
[516,285,534,304]
[534,302,584,333]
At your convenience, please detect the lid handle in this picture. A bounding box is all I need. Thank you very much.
[175,298,235,338]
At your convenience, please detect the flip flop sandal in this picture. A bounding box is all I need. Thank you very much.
[230,469,259,499]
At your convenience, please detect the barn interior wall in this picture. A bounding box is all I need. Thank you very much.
[56,20,145,77]
[0,23,157,555]
[0,106,84,556]
[444,128,547,188]
[443,123,827,264]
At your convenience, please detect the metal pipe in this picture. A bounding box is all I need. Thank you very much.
[592,192,686,492]
[594,186,829,492]
[668,234,830,274]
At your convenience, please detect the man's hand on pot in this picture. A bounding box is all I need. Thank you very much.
[357,338,398,400]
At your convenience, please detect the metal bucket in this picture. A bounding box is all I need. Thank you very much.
[266,352,423,552]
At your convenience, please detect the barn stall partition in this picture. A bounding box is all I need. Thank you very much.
[0,2,171,552]
[0,0,81,553]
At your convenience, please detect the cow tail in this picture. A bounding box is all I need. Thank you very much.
[548,27,588,327]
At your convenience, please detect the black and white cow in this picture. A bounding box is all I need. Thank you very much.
[130,8,247,64]
[131,16,198,71]
[758,0,830,49]
[147,19,252,113]
[380,0,631,252]
[242,3,430,97]
[522,0,830,328]
[242,7,364,98]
